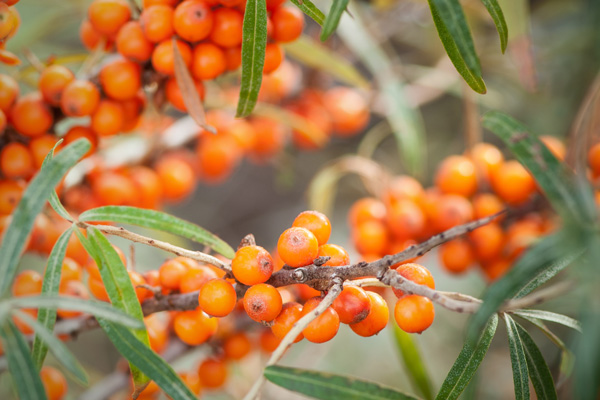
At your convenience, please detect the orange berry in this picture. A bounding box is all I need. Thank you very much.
[173,310,218,345]
[292,210,331,245]
[120,96,144,132]
[0,73,18,112]
[100,58,142,101]
[439,239,474,274]
[88,0,131,35]
[41,366,68,400]
[165,76,205,112]
[152,39,192,76]
[258,328,281,352]
[126,165,163,209]
[91,171,138,206]
[191,42,226,80]
[224,46,241,71]
[468,223,504,262]
[322,87,369,136]
[209,8,243,48]
[29,134,61,169]
[116,21,153,62]
[467,143,504,182]
[332,286,371,324]
[85,244,127,280]
[231,245,274,285]
[39,65,74,105]
[505,218,542,260]
[79,19,112,51]
[145,314,168,353]
[472,193,504,220]
[61,80,100,117]
[88,275,109,301]
[384,175,425,206]
[198,358,227,389]
[174,0,214,42]
[277,227,319,268]
[63,126,98,158]
[12,269,43,297]
[59,257,83,284]
[271,6,304,43]
[159,258,189,290]
[243,283,282,322]
[588,142,600,175]
[317,244,350,267]
[57,280,90,319]
[249,117,286,161]
[348,197,386,227]
[392,263,435,298]
[1,142,34,179]
[140,4,174,43]
[11,92,53,137]
[198,278,237,317]
[430,194,474,233]
[301,296,340,343]
[481,258,512,281]
[196,134,241,183]
[352,220,389,256]
[491,160,536,205]
[435,155,478,197]
[266,0,285,11]
[91,99,125,137]
[271,301,304,342]
[154,156,196,202]
[394,295,434,333]
[349,291,389,337]
[129,270,152,302]
[223,332,252,360]
[263,43,284,74]
[65,231,90,266]
[386,199,425,240]
[540,135,565,161]
[180,264,218,293]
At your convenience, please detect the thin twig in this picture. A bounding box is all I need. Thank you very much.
[500,281,574,312]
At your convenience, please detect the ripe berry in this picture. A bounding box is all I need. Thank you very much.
[439,239,474,274]
[11,92,53,137]
[126,165,164,209]
[259,328,281,352]
[152,39,192,76]
[0,142,34,179]
[196,134,241,183]
[79,19,112,51]
[180,264,218,293]
[322,87,369,136]
[140,4,174,43]
[467,143,504,182]
[174,0,214,43]
[472,193,504,220]
[385,175,425,206]
[292,210,331,245]
[271,301,304,342]
[88,275,109,301]
[435,155,478,198]
[468,223,504,261]
[349,291,389,337]
[191,43,226,80]
[386,199,425,241]
[209,8,243,48]
[223,332,252,360]
[301,296,340,343]
[39,65,74,105]
[91,171,138,206]
[41,366,68,400]
[29,134,61,169]
[249,117,285,161]
[224,46,241,71]
[348,198,386,226]
[540,135,566,161]
[145,314,168,353]
[243,283,282,322]
[588,142,600,175]
[12,269,43,297]
[159,258,189,290]
[91,99,125,137]
[271,6,304,43]
[116,21,153,62]
[317,244,350,267]
[100,58,142,101]
[165,77,205,112]
[431,194,474,233]
[352,220,389,256]
[277,227,319,268]
[60,80,100,117]
[231,245,274,285]
[198,278,237,317]
[154,156,196,202]
[57,280,90,319]
[392,263,435,298]
[332,286,371,324]
[88,0,131,35]
[129,270,152,303]
[394,295,435,333]
[173,310,218,345]
[263,43,284,74]
[198,358,227,389]
[492,160,536,205]
[63,126,98,158]
[0,73,18,112]
[59,257,83,284]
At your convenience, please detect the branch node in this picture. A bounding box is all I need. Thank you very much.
[292,268,307,283]
[313,256,331,266]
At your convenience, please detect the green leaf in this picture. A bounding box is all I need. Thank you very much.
[436,314,498,400]
[0,138,90,296]
[516,323,558,400]
[86,227,150,388]
[513,310,581,332]
[427,0,486,94]
[79,206,235,258]
[41,140,74,223]
[32,227,72,369]
[504,314,530,400]
[236,0,267,117]
[574,306,600,400]
[0,320,47,400]
[480,0,508,53]
[320,0,350,41]
[98,320,197,400]
[6,296,144,329]
[392,326,433,400]
[264,365,419,400]
[284,36,369,88]
[290,0,325,25]
[12,310,88,385]
[514,250,581,298]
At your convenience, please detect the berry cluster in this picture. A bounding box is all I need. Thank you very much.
[0,0,20,65]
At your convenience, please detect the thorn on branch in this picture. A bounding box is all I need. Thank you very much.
[238,234,256,249]
[313,256,331,266]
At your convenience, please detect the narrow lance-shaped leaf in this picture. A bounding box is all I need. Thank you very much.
[514,250,581,298]
[264,365,419,400]
[98,320,197,400]
[79,206,235,258]
[40,140,75,222]
[436,314,498,400]
[13,310,88,384]
[504,314,530,400]
[236,0,267,117]
[0,138,90,295]
[392,326,434,400]
[0,320,47,400]
[32,227,72,369]
[513,310,581,332]
[480,0,508,53]
[516,323,558,400]
[290,0,325,26]
[427,0,486,93]
[320,0,350,41]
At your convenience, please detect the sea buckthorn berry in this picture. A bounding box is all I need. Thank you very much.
[467,143,504,182]
[198,279,237,317]
[154,156,196,202]
[198,358,227,389]
[146,314,168,353]
[129,270,152,302]
[491,160,536,205]
[277,227,319,268]
[392,263,435,298]
[386,199,426,241]
[126,165,163,209]
[223,332,252,360]
[540,135,566,160]
[472,193,504,220]
[481,258,512,281]
[348,198,386,226]
[63,126,98,158]
[196,134,241,183]
[435,155,478,197]
[57,280,90,318]
[140,4,174,43]
[60,257,83,284]
[349,291,389,337]
[174,0,214,42]
[191,43,226,80]
[88,0,131,35]
[468,223,504,261]
[505,218,542,259]
[439,238,474,274]
[152,39,192,76]
[258,329,280,353]
[317,244,350,267]
[120,96,144,132]
[41,366,68,400]
[332,286,371,324]
[91,99,125,137]
[322,87,370,136]
[272,301,304,342]
[271,6,304,43]
[352,220,389,256]
[263,43,284,74]
[11,92,53,137]
[231,245,274,285]
[224,46,241,71]
[301,296,340,343]
[159,258,189,290]
[588,143,600,175]
[116,21,153,62]
[100,58,142,101]
[91,171,138,206]
[180,264,217,293]
[243,283,282,322]
[85,244,127,280]
[165,77,205,112]
[209,8,243,48]
[431,194,474,233]
[394,295,434,333]
[173,310,218,345]
[143,0,178,8]
[29,134,61,169]
[39,65,74,105]
[0,73,18,112]
[292,210,331,245]
[0,142,34,179]
[249,117,286,161]
[385,175,425,206]
[12,269,43,297]
[79,19,111,51]
[60,80,100,117]
[88,275,109,301]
